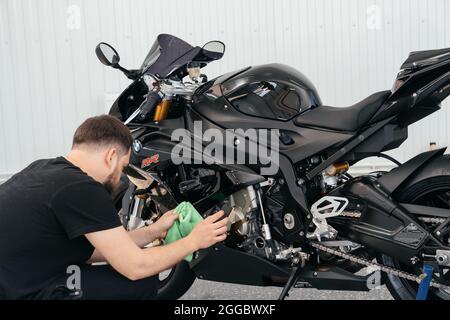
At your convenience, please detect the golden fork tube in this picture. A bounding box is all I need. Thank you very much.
[153,99,172,121]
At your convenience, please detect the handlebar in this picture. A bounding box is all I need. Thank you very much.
[137,91,163,122]
[124,76,202,125]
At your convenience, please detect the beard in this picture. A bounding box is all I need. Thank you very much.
[104,173,120,196]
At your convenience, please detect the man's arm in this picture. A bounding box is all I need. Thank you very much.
[85,211,228,280]
[88,224,162,263]
[128,224,164,247]
[88,211,179,263]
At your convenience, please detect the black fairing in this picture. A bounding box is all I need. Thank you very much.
[370,48,450,126]
[109,79,148,121]
[401,48,450,70]
[190,64,353,166]
[205,64,322,121]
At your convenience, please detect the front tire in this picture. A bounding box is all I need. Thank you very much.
[157,262,196,300]
[114,182,196,300]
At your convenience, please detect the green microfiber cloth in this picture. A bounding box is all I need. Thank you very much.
[164,202,204,262]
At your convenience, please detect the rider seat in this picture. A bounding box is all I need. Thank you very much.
[294,91,391,131]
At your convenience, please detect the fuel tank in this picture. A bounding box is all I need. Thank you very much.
[191,64,351,164]
[193,64,322,124]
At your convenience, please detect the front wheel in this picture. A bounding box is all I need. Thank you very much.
[157,262,196,300]
[380,176,450,300]
[114,181,196,300]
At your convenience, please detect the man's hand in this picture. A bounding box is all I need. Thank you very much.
[187,211,228,250]
[151,210,179,239]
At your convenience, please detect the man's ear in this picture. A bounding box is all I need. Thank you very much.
[105,148,118,170]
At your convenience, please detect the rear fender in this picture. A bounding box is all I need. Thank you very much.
[392,153,450,197]
[377,148,447,196]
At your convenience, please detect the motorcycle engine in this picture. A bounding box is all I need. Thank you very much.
[219,187,289,262]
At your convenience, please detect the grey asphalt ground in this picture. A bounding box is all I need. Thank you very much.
[181,280,393,300]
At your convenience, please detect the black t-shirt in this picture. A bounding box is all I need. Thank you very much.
[0,157,122,299]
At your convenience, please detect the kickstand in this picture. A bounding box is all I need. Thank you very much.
[278,266,303,300]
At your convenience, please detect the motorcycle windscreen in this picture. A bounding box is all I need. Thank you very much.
[141,34,200,78]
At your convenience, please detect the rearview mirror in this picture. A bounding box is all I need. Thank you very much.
[202,41,226,60]
[96,42,120,67]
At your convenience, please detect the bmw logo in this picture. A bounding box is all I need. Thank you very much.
[133,140,143,153]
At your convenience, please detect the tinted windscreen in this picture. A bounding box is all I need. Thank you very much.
[140,34,196,77]
[141,40,162,70]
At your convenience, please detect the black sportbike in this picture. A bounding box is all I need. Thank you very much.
[96,34,450,300]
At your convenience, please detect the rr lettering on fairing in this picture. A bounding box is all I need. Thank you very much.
[141,154,160,168]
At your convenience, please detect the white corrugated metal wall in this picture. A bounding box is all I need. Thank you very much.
[0,0,449,179]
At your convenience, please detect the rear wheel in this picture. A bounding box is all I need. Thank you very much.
[380,176,450,300]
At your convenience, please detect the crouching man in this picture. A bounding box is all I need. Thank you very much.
[0,115,228,300]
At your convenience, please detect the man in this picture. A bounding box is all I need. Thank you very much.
[0,115,228,300]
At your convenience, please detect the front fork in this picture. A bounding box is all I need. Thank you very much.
[120,182,153,231]
[128,196,147,230]
[153,98,172,121]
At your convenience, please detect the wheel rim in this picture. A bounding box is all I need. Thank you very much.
[158,268,175,288]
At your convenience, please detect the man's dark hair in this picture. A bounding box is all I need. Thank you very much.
[72,115,133,154]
